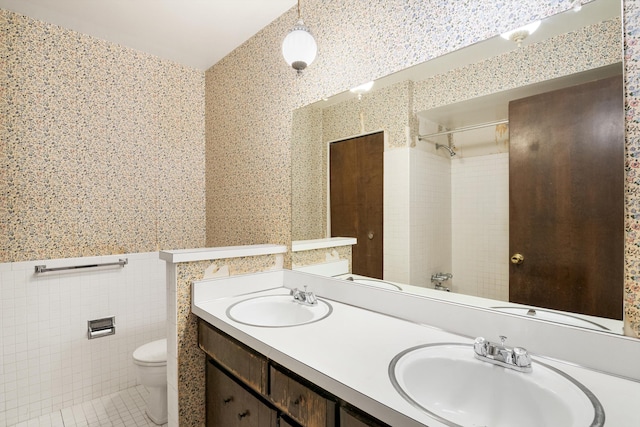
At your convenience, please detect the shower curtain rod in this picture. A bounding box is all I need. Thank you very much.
[418,119,509,140]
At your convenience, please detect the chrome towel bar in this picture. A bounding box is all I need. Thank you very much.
[35,258,128,273]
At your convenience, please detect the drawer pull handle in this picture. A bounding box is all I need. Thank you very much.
[223,396,234,405]
[237,410,250,420]
[293,395,305,405]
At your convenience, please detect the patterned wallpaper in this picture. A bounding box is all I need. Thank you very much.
[623,0,640,338]
[290,18,620,247]
[0,10,206,262]
[322,80,415,149]
[413,18,622,111]
[204,0,639,338]
[0,0,637,340]
[174,254,283,427]
[291,105,324,240]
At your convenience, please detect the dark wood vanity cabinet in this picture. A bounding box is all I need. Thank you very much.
[339,407,389,427]
[199,318,268,395]
[207,360,277,427]
[278,418,299,427]
[198,320,389,427]
[269,365,335,427]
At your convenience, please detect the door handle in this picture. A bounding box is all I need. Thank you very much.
[368,231,374,240]
[511,253,524,265]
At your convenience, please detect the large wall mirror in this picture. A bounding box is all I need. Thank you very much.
[291,0,629,336]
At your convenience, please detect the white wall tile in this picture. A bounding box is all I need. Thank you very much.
[0,252,166,424]
[410,150,452,287]
[384,148,411,283]
[452,153,509,299]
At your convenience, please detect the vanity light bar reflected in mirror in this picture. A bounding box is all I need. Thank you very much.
[350,81,374,94]
[309,0,617,109]
[500,20,541,46]
[350,81,374,100]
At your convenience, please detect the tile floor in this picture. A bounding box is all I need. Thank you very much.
[11,386,166,427]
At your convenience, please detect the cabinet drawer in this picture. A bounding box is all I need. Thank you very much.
[269,365,335,427]
[339,406,390,427]
[199,320,268,394]
[207,360,277,427]
[278,417,299,427]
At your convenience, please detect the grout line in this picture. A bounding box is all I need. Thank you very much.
[9,386,166,427]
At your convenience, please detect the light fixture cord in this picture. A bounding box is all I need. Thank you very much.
[297,0,301,19]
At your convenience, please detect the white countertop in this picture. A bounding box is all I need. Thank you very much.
[292,237,357,252]
[335,274,624,334]
[160,244,286,263]
[192,270,640,427]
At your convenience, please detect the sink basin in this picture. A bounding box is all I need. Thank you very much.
[226,295,332,327]
[490,306,610,331]
[389,343,604,427]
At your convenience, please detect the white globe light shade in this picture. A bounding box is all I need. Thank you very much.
[282,20,317,72]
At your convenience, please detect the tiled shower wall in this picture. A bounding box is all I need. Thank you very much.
[0,10,206,263]
[452,154,510,300]
[0,253,166,426]
[384,144,453,288]
[383,148,411,283]
[386,148,510,298]
[409,149,452,287]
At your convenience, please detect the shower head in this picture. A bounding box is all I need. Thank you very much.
[436,143,456,157]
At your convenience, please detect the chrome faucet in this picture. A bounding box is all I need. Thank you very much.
[473,336,532,372]
[290,286,318,306]
[430,272,453,291]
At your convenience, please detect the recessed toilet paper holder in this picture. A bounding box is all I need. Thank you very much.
[88,316,115,339]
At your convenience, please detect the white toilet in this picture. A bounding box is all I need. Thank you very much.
[133,338,168,425]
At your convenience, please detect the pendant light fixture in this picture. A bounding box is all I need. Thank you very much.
[282,0,317,74]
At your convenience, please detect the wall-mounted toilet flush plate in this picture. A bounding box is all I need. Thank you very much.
[87,316,115,339]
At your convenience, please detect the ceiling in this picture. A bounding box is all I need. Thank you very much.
[0,0,296,70]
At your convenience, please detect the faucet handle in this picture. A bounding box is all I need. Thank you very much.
[290,287,304,302]
[473,337,488,356]
[513,347,532,368]
[306,292,317,305]
[291,286,318,305]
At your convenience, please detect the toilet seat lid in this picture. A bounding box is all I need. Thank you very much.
[133,338,167,364]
